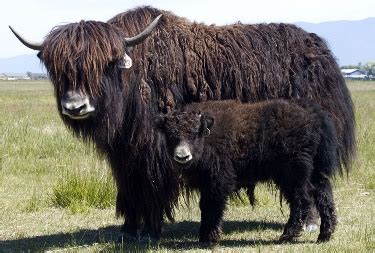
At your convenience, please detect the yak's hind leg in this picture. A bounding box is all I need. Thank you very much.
[312,174,337,242]
[277,160,314,242]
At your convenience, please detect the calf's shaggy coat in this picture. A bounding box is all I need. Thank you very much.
[157,100,338,244]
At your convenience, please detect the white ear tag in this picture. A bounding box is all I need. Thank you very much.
[120,53,132,69]
[204,128,211,136]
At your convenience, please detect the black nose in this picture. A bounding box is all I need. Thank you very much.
[60,91,95,119]
[175,155,190,161]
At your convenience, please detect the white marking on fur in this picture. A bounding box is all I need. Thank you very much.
[174,142,193,163]
[303,223,319,233]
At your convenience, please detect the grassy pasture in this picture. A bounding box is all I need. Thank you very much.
[0,80,374,252]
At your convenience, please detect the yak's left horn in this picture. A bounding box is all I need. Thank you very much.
[125,14,162,47]
[9,26,43,51]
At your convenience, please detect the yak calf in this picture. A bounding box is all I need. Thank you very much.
[156,100,338,245]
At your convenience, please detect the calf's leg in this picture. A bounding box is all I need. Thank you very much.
[304,203,320,232]
[277,160,314,242]
[279,185,312,242]
[312,175,337,242]
[199,189,228,246]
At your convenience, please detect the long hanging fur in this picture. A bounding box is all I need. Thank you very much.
[41,21,126,97]
[38,6,355,237]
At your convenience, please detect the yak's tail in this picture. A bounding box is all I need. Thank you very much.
[334,76,356,175]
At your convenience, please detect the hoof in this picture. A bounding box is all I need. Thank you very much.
[138,233,159,244]
[278,233,299,243]
[138,227,160,244]
[199,240,219,248]
[303,223,319,233]
[278,236,292,243]
[117,232,138,244]
[199,229,221,248]
[199,235,220,248]
[317,233,331,243]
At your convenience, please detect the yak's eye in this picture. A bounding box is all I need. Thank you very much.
[106,60,118,68]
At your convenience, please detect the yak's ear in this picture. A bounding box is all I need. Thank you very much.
[200,114,214,137]
[125,46,134,56]
[205,116,215,130]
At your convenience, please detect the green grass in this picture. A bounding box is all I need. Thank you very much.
[0,80,374,252]
[51,166,115,213]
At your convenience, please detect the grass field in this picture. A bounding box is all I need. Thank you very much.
[0,80,374,252]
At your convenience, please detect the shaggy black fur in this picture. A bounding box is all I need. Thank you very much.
[35,6,353,240]
[157,100,338,245]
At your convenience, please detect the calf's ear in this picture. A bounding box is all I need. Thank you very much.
[201,115,214,137]
[205,116,214,130]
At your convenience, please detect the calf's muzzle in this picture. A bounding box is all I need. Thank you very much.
[174,142,193,164]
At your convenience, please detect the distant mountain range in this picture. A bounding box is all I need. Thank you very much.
[0,54,45,73]
[1,18,374,73]
[296,17,375,66]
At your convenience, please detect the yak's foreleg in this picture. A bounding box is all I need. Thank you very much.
[115,179,142,243]
[139,210,164,243]
[117,197,142,242]
[119,211,142,242]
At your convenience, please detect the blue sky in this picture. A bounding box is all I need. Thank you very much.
[2,0,375,58]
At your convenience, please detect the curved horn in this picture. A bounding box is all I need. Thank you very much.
[9,26,43,51]
[125,14,162,47]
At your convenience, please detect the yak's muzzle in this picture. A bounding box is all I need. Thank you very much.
[61,91,95,120]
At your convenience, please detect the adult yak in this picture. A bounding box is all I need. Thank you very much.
[10,6,355,241]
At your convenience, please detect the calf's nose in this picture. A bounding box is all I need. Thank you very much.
[174,143,193,164]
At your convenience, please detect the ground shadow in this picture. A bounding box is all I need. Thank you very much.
[1,220,291,252]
